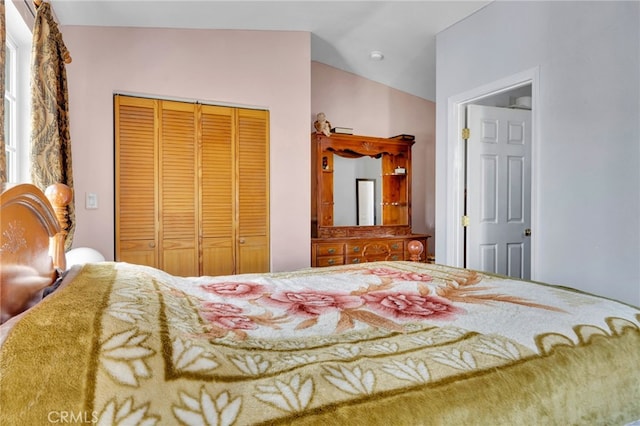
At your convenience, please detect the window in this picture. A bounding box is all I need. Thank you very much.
[4,35,17,182]
[5,1,33,183]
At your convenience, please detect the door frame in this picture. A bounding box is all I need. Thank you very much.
[445,67,540,280]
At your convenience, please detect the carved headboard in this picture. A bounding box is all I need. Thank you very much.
[0,183,72,322]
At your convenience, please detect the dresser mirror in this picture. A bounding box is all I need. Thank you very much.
[356,178,377,226]
[334,156,381,226]
[312,133,413,238]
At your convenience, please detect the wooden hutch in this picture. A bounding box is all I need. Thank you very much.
[311,132,430,267]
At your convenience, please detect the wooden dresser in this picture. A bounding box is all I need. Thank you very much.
[312,234,431,267]
[311,132,431,267]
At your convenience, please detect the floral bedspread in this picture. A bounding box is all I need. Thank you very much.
[1,261,639,425]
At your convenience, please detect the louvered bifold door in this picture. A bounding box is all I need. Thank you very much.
[115,96,158,267]
[159,101,199,277]
[201,105,235,276]
[236,108,270,274]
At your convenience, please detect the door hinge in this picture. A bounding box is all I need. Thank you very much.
[461,215,470,227]
[461,128,470,140]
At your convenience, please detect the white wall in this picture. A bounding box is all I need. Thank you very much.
[436,1,640,305]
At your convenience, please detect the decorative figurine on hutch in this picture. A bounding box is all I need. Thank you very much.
[314,112,331,137]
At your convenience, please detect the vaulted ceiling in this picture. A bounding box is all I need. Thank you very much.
[49,0,491,101]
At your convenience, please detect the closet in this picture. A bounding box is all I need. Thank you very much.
[115,95,269,277]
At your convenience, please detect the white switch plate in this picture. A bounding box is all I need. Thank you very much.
[86,192,98,209]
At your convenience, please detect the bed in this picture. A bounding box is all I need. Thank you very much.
[1,183,638,425]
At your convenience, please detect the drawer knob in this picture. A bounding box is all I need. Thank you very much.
[328,248,335,254]
[353,247,360,252]
[328,259,335,265]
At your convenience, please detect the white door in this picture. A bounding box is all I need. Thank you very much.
[466,105,532,279]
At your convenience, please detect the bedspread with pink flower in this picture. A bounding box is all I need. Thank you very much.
[1,261,639,425]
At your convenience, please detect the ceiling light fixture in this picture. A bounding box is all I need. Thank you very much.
[369,50,384,61]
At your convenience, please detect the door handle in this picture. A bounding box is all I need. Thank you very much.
[524,229,532,237]
[239,238,246,244]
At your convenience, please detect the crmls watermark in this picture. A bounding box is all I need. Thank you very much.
[48,411,98,424]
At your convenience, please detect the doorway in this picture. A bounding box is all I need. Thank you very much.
[445,68,538,280]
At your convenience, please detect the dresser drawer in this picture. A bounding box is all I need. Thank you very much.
[386,240,404,253]
[387,239,404,262]
[345,239,404,262]
[348,240,403,253]
[315,243,344,256]
[316,256,344,267]
[345,243,364,255]
[345,255,365,265]
[387,253,402,261]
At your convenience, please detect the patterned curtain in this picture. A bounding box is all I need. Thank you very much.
[0,1,6,184]
[30,1,74,248]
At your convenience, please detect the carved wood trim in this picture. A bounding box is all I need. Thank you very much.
[316,225,412,239]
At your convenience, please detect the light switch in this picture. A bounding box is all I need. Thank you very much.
[86,192,98,209]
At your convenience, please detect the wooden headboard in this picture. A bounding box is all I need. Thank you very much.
[0,183,71,323]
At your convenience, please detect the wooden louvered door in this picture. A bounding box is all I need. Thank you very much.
[115,96,269,276]
[115,96,158,267]
[201,105,235,275]
[159,101,199,277]
[236,108,270,274]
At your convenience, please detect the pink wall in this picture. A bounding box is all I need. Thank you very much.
[311,62,436,254]
[64,26,311,272]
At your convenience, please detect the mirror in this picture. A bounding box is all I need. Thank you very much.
[333,155,381,226]
[311,132,414,238]
[356,179,376,225]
